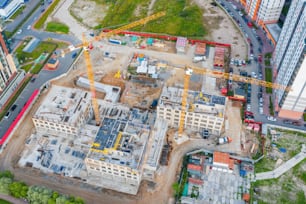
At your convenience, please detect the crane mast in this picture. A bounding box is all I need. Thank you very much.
[82,34,101,125]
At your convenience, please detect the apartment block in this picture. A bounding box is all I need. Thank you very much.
[32,85,93,138]
[157,87,226,136]
[0,0,24,19]
[273,0,306,119]
[242,0,285,24]
[0,32,17,92]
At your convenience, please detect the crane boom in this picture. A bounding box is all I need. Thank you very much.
[61,11,166,56]
[70,12,166,126]
[82,34,101,125]
[189,65,291,92]
[176,65,291,136]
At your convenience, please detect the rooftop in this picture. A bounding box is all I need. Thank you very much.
[33,85,91,125]
[158,86,226,117]
[87,101,153,170]
[266,23,282,42]
[76,77,121,103]
[176,37,187,47]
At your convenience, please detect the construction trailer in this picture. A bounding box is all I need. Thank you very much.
[176,37,188,54]
[214,47,225,67]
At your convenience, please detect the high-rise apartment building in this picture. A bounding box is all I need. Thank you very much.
[0,32,17,92]
[273,0,306,119]
[241,0,285,24]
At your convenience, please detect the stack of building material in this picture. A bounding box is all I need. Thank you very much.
[214,47,225,67]
[194,43,206,56]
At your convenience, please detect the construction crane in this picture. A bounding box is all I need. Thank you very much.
[177,65,291,136]
[62,12,166,125]
[61,11,166,57]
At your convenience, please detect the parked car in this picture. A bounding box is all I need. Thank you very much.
[251,72,257,78]
[267,116,277,121]
[259,107,263,114]
[4,111,11,119]
[247,104,251,112]
[17,29,22,34]
[11,104,17,111]
[283,120,293,124]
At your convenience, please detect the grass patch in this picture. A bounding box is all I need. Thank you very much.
[0,77,31,121]
[96,0,150,29]
[46,21,69,34]
[145,0,206,37]
[264,52,272,59]
[254,156,275,173]
[265,68,272,93]
[8,5,25,20]
[97,0,206,37]
[0,198,12,204]
[34,0,61,29]
[303,113,306,121]
[20,63,34,72]
[269,96,274,115]
[264,60,271,66]
[15,39,57,65]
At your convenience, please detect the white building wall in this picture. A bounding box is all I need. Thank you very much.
[157,106,224,135]
[257,0,285,23]
[273,0,306,117]
[85,158,141,195]
[279,57,306,112]
[0,0,24,19]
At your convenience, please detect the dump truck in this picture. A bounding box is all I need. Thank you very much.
[217,136,232,145]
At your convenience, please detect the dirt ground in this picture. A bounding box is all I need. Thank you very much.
[193,0,247,59]
[52,0,247,59]
[70,0,108,28]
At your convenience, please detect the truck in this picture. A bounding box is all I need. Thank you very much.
[193,56,206,63]
[217,136,232,145]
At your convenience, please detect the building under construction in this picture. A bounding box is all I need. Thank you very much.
[32,85,94,139]
[29,85,167,195]
[157,86,227,135]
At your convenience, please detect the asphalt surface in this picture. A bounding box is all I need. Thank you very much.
[218,0,305,130]
[0,1,81,140]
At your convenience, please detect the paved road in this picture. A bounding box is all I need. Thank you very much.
[0,2,82,141]
[0,193,27,204]
[218,0,306,129]
[4,0,41,33]
[255,144,306,180]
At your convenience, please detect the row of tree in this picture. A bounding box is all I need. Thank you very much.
[0,171,84,204]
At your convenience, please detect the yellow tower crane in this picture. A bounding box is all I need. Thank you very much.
[61,12,166,125]
[176,65,291,136]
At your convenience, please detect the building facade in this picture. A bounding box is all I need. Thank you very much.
[0,0,24,19]
[0,32,17,92]
[32,85,93,138]
[157,87,226,135]
[273,0,306,119]
[242,0,285,24]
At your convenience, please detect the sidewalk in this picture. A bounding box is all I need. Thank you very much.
[0,193,28,204]
[255,144,306,180]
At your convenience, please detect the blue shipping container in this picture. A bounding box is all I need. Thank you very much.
[109,39,121,45]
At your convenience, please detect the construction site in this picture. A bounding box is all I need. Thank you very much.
[14,11,265,201]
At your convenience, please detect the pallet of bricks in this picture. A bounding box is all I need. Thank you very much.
[214,47,225,67]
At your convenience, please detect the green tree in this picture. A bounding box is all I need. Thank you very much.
[172,182,180,197]
[0,171,14,179]
[0,177,13,194]
[9,181,28,198]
